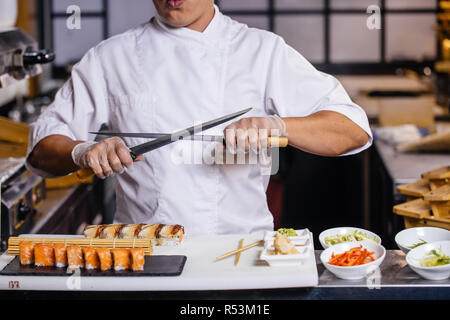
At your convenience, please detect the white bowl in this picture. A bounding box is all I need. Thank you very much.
[395,227,450,254]
[405,240,450,280]
[319,227,381,249]
[320,241,386,280]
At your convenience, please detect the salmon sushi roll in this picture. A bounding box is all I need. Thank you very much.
[82,247,100,270]
[67,245,84,269]
[111,249,131,271]
[54,244,67,268]
[129,248,145,271]
[19,241,35,265]
[34,243,55,267]
[96,248,112,271]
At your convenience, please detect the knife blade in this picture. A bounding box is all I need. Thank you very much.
[76,107,252,180]
[89,131,289,148]
[90,132,223,141]
[129,107,252,158]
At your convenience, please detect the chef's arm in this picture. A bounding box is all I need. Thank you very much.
[27,135,82,176]
[283,110,370,156]
[28,134,141,178]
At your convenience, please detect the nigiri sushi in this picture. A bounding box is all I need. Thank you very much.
[67,245,84,269]
[19,241,35,265]
[129,248,145,271]
[158,224,184,245]
[82,247,100,270]
[83,223,184,246]
[111,249,131,271]
[137,224,164,239]
[119,224,145,239]
[83,224,106,238]
[99,224,125,239]
[54,244,67,268]
[96,248,112,271]
[34,243,55,267]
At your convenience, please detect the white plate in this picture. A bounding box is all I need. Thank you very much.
[260,246,309,267]
[318,227,381,249]
[260,229,313,267]
[395,227,450,254]
[406,240,450,280]
[320,241,386,280]
[264,237,309,249]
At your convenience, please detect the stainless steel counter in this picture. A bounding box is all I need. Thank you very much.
[316,250,449,288]
[374,140,450,187]
[0,250,448,300]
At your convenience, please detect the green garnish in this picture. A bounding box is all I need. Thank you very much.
[277,228,298,237]
[419,248,450,267]
[408,239,427,249]
[324,230,379,246]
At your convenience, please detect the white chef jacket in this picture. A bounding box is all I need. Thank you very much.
[27,6,372,235]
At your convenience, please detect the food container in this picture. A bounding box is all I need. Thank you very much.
[320,241,386,280]
[259,246,310,267]
[318,227,381,249]
[260,229,313,267]
[395,227,450,254]
[263,229,310,249]
[405,240,450,280]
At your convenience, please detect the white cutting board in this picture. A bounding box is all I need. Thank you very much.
[0,232,318,291]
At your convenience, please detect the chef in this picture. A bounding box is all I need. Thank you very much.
[27,0,372,235]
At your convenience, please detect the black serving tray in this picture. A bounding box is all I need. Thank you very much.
[0,255,187,277]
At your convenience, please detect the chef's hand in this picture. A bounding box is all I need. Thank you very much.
[223,115,286,154]
[71,137,143,179]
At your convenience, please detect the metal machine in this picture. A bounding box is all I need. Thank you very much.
[0,27,54,249]
[0,28,54,88]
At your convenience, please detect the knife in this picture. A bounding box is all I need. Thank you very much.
[76,108,252,180]
[89,132,289,147]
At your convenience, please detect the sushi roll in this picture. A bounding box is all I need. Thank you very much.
[83,224,106,238]
[19,241,35,265]
[54,244,68,268]
[34,243,55,267]
[111,249,131,271]
[96,248,112,271]
[99,224,125,239]
[137,224,164,239]
[119,224,146,239]
[82,247,100,270]
[67,245,84,269]
[129,248,145,271]
[158,224,184,245]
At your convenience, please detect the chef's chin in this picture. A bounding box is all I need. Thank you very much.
[153,0,212,28]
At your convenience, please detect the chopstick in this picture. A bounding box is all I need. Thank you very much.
[234,238,244,266]
[216,240,264,261]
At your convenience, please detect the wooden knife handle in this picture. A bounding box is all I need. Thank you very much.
[268,136,288,148]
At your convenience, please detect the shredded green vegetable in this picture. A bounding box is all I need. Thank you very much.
[408,239,427,249]
[419,248,450,267]
[324,230,379,246]
[277,228,298,237]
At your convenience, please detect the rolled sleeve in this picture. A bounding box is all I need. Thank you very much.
[265,37,372,155]
[26,47,110,176]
